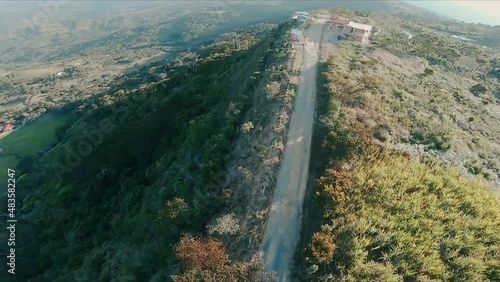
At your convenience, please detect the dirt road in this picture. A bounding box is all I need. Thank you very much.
[262,18,325,281]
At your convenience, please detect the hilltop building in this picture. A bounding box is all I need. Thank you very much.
[2,124,13,132]
[294,11,310,17]
[291,11,309,22]
[289,11,308,43]
[328,18,373,44]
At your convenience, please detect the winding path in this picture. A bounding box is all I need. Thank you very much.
[262,17,325,281]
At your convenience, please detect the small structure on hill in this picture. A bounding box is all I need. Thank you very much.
[297,15,308,23]
[2,124,14,132]
[329,18,373,44]
[292,11,309,23]
[294,11,310,17]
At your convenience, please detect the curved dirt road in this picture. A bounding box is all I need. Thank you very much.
[262,18,325,281]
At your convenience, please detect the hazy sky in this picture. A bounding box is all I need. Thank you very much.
[0,1,499,27]
[407,0,500,26]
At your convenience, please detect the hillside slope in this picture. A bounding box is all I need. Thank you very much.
[297,8,500,282]
[2,23,291,281]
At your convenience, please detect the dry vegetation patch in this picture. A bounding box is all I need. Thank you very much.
[299,9,500,281]
[319,29,500,187]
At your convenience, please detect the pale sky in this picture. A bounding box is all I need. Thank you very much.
[407,0,500,26]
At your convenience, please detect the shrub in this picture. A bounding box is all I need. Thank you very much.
[207,213,240,235]
[176,235,229,270]
[241,121,254,133]
[469,84,489,96]
[393,91,404,99]
[322,120,372,160]
[373,124,392,142]
[173,239,277,282]
[157,197,190,221]
[266,81,281,99]
[465,159,483,175]
[361,75,381,90]
[309,231,336,264]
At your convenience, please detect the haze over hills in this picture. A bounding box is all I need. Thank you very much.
[0,1,396,125]
[407,0,500,26]
[0,1,499,281]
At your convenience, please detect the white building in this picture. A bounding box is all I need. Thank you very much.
[291,11,309,25]
[329,18,373,44]
[348,21,373,43]
[297,15,308,23]
[294,11,310,17]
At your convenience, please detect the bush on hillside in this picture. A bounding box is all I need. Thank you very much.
[469,83,489,96]
[410,126,453,151]
[172,235,277,282]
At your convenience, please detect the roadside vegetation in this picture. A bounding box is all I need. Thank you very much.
[299,53,500,281]
[304,150,500,281]
[298,8,500,282]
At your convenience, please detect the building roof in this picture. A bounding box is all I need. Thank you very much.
[330,18,350,25]
[348,21,373,31]
[294,11,310,16]
[3,124,13,131]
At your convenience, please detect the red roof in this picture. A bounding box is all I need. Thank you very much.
[330,18,350,25]
[3,124,13,131]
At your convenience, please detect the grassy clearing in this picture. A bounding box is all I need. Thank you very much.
[0,113,71,156]
[0,113,72,182]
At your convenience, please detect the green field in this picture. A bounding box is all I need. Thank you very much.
[0,113,72,181]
